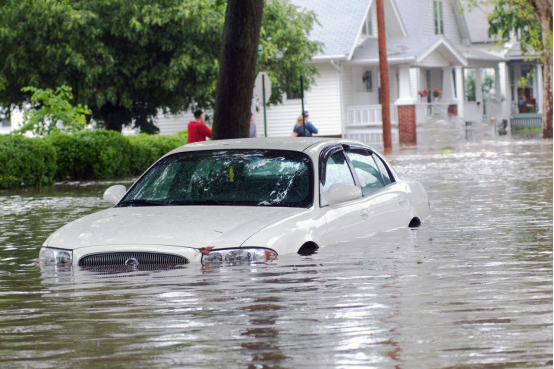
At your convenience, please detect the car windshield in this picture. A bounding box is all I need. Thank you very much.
[119,150,313,208]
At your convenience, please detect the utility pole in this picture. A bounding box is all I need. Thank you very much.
[376,0,392,152]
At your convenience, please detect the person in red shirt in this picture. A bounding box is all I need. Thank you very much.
[187,110,212,144]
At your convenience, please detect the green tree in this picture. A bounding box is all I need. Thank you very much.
[18,85,91,136]
[486,0,553,138]
[0,0,320,133]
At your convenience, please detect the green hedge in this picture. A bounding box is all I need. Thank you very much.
[0,135,57,188]
[127,133,186,174]
[0,130,187,188]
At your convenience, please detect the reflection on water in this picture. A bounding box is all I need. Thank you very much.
[0,127,552,368]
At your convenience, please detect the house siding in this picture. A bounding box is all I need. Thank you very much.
[417,50,451,67]
[156,112,195,136]
[423,0,462,44]
[342,66,354,124]
[261,63,342,137]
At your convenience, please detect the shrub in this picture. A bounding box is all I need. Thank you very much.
[127,134,186,174]
[46,130,134,180]
[0,130,186,187]
[47,130,186,181]
[0,135,56,188]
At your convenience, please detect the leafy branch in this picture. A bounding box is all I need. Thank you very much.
[17,85,91,136]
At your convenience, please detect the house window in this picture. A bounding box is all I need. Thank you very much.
[433,0,444,35]
[285,85,304,104]
[364,70,373,91]
[362,7,373,36]
[286,91,302,100]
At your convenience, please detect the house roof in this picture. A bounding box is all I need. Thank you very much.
[459,0,499,43]
[291,0,371,59]
[351,35,469,66]
[394,0,430,37]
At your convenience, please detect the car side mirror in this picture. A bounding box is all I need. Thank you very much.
[103,185,127,204]
[324,183,362,205]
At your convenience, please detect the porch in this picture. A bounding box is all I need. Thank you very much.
[346,102,453,126]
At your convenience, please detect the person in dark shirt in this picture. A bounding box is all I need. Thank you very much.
[303,111,318,136]
[291,112,318,137]
[187,110,212,144]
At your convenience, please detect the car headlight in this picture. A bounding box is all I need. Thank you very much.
[202,248,277,264]
[39,247,73,265]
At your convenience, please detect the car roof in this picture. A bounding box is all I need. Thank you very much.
[166,137,372,156]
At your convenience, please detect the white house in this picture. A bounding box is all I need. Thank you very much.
[155,0,545,144]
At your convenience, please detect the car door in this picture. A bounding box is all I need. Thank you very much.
[343,146,412,235]
[364,149,411,230]
[319,147,369,246]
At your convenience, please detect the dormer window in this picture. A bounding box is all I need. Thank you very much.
[433,0,444,35]
[361,6,373,36]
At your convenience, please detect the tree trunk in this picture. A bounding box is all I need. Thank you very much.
[539,0,553,139]
[212,0,264,140]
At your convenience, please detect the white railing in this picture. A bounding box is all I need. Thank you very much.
[346,105,398,126]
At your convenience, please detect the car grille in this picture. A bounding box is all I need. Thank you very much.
[79,252,188,267]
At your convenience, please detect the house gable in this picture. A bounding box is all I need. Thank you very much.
[422,0,462,44]
[350,0,407,59]
[415,38,467,67]
[415,50,450,67]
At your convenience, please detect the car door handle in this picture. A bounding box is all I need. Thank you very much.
[360,209,369,220]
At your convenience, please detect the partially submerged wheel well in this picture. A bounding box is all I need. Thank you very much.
[408,217,421,228]
[297,241,319,256]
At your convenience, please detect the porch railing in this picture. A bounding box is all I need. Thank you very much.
[346,105,398,126]
[510,113,542,129]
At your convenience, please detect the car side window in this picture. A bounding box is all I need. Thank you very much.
[374,155,394,185]
[345,149,384,195]
[322,151,355,191]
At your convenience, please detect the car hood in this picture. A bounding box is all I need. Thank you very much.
[46,206,303,250]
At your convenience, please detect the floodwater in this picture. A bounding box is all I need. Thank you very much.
[0,122,552,368]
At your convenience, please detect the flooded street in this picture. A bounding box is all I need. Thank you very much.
[0,124,552,368]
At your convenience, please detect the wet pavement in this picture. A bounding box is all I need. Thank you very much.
[0,121,552,368]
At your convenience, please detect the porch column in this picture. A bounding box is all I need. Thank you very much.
[396,64,415,105]
[536,64,543,113]
[455,66,465,119]
[500,62,511,115]
[475,68,484,113]
[395,64,416,145]
[494,66,502,103]
[441,66,458,117]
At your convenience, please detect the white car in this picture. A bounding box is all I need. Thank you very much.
[39,137,430,267]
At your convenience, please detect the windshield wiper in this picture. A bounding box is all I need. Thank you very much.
[118,199,169,207]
